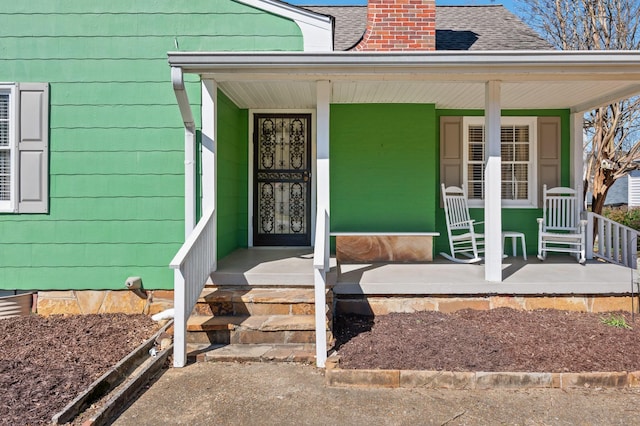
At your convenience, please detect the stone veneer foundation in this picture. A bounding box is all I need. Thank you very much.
[36,290,635,317]
[36,290,174,316]
[335,294,637,315]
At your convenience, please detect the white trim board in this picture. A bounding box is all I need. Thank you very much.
[235,0,333,52]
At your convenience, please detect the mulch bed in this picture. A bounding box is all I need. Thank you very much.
[335,308,640,373]
[0,314,158,426]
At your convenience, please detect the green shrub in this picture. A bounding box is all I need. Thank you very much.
[602,206,640,232]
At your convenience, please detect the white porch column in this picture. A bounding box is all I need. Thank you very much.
[570,112,585,208]
[201,80,217,213]
[314,80,331,368]
[571,112,590,258]
[171,66,197,237]
[184,130,196,236]
[316,81,331,214]
[484,81,502,282]
[201,80,217,272]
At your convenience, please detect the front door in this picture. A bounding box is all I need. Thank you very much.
[253,114,312,246]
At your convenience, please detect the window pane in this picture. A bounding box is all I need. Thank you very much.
[515,143,529,161]
[468,125,484,143]
[501,143,514,161]
[469,143,484,161]
[501,163,513,180]
[501,126,514,143]
[469,181,483,199]
[0,94,8,148]
[0,94,8,119]
[514,126,529,142]
[514,164,528,181]
[0,151,9,201]
[516,181,528,200]
[0,122,8,147]
[468,164,483,180]
[502,181,513,199]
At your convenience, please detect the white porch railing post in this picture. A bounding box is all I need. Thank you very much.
[173,269,187,368]
[170,208,217,368]
[313,268,327,367]
[586,212,594,259]
[631,233,638,269]
[313,207,329,368]
[589,211,640,269]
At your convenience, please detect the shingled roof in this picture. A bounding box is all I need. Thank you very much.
[304,5,553,51]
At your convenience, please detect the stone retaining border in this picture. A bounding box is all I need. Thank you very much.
[325,356,640,389]
[52,320,173,425]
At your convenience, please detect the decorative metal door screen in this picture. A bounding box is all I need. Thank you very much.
[253,114,311,246]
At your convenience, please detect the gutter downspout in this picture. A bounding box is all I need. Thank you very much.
[171,66,196,236]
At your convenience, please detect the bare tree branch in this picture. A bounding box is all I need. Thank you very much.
[520,0,640,215]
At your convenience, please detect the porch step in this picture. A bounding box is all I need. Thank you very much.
[187,314,315,332]
[188,343,316,364]
[187,285,334,352]
[193,286,319,317]
[187,314,331,345]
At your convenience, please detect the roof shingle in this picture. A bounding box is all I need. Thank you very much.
[304,5,553,51]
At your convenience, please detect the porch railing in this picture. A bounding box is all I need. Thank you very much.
[313,207,330,368]
[170,207,216,368]
[587,212,639,269]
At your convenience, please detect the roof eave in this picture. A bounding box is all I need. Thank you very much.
[168,50,640,81]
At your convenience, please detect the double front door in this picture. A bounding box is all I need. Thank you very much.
[253,114,312,246]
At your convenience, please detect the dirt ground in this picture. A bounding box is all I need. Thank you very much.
[335,308,640,372]
[5,308,640,425]
[0,314,158,426]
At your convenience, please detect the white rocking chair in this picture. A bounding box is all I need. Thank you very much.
[441,184,484,263]
[537,185,587,263]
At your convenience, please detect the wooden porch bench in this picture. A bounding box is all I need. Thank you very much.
[330,232,440,263]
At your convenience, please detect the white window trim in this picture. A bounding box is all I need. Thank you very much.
[463,116,538,208]
[0,84,16,213]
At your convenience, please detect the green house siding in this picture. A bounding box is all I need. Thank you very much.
[329,106,570,256]
[0,1,302,290]
[216,92,249,259]
[330,104,438,233]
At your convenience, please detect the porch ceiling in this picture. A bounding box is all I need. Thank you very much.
[169,51,640,113]
[218,80,639,111]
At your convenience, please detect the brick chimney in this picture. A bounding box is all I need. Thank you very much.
[354,0,436,51]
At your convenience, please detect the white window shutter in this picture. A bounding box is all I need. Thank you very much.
[17,82,49,213]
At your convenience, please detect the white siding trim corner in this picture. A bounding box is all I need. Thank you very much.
[235,0,333,52]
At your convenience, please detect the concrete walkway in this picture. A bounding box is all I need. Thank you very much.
[113,362,640,425]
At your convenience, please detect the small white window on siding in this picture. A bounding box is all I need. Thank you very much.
[463,116,537,208]
[0,86,16,212]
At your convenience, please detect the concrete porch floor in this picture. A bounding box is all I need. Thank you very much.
[209,248,637,295]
